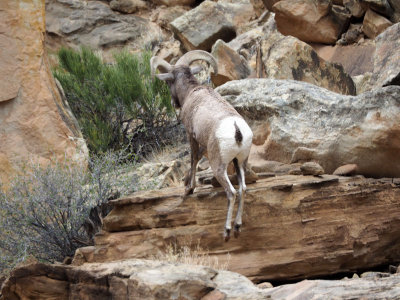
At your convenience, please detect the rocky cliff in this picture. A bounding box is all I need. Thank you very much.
[2,173,400,299]
[0,0,87,182]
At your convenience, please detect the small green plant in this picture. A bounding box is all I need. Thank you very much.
[53,47,178,156]
[0,151,136,274]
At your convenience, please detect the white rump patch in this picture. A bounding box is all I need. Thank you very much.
[215,116,253,164]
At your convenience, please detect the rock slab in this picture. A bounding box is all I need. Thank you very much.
[0,0,86,183]
[74,175,400,282]
[217,79,400,178]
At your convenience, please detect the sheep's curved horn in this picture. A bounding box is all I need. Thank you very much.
[175,50,218,75]
[150,56,172,77]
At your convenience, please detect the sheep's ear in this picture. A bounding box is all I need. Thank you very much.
[156,73,174,81]
[190,66,203,75]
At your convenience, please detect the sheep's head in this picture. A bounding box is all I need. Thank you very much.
[151,50,218,108]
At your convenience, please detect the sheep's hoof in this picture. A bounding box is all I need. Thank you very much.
[234,224,241,238]
[184,187,194,196]
[224,229,231,242]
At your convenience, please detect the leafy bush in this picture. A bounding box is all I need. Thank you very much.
[53,47,179,156]
[0,152,136,273]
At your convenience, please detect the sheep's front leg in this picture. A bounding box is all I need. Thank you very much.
[184,137,200,196]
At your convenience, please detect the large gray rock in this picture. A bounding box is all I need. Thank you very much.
[370,23,400,88]
[265,275,400,299]
[362,8,393,39]
[46,0,160,49]
[228,15,356,95]
[0,259,269,299]
[216,79,400,178]
[170,0,255,51]
[3,259,400,299]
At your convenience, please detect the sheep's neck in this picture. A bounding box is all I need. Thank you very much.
[176,78,200,107]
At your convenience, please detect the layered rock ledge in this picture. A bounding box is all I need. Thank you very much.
[74,174,400,282]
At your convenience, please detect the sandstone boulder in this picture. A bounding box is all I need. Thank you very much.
[170,0,255,51]
[333,163,358,175]
[46,0,160,50]
[170,1,236,51]
[370,23,400,88]
[300,162,324,176]
[0,0,86,183]
[216,79,400,178]
[273,0,351,44]
[227,15,356,95]
[73,175,400,283]
[4,258,400,299]
[363,9,393,39]
[312,41,375,77]
[260,28,356,95]
[0,260,270,299]
[211,40,251,86]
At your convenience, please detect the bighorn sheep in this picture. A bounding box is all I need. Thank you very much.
[150,50,253,241]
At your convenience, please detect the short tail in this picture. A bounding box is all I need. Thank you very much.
[234,121,243,145]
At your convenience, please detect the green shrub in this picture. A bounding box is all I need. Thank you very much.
[0,151,136,273]
[53,47,177,156]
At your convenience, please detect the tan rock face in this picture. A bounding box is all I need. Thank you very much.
[0,0,86,183]
[211,40,250,87]
[273,0,350,44]
[312,42,375,77]
[72,175,400,283]
[227,15,356,95]
[260,24,356,95]
[363,9,393,39]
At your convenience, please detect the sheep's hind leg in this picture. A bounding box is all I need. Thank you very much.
[184,137,200,196]
[212,163,237,242]
[233,158,246,238]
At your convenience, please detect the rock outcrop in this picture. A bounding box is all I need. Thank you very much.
[0,260,268,300]
[4,258,400,299]
[273,0,350,44]
[227,15,356,95]
[0,0,86,183]
[72,174,400,283]
[216,79,400,178]
[46,0,160,50]
[170,0,255,51]
[363,8,393,39]
[211,40,251,87]
[370,23,400,88]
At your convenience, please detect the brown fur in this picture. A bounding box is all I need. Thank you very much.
[153,59,251,241]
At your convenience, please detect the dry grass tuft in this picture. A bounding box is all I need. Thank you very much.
[152,242,230,271]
